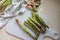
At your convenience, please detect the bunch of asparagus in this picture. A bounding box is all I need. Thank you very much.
[15,13,49,40]
[24,12,49,39]
[0,0,12,15]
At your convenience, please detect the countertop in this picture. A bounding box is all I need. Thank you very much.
[0,0,60,40]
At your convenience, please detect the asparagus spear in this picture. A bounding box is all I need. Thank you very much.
[0,0,12,12]
[0,0,6,6]
[29,17,46,33]
[6,0,12,6]
[31,12,37,19]
[31,12,48,33]
[36,1,41,5]
[27,19,41,33]
[25,20,39,34]
[41,26,46,33]
[24,21,39,34]
[32,7,37,12]
[15,19,37,40]
[35,2,41,8]
[32,12,49,28]
[0,4,7,12]
[35,13,49,28]
[28,17,44,33]
[28,17,41,27]
[0,0,7,10]
[24,21,39,38]
[0,4,7,15]
[35,3,40,8]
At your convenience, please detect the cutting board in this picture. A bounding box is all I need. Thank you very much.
[6,9,59,40]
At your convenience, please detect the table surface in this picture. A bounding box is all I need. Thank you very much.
[0,0,60,40]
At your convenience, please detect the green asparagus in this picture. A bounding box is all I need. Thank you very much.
[24,21,39,38]
[27,19,41,33]
[15,19,37,40]
[0,0,12,13]
[35,13,49,28]
[0,0,6,6]
[28,17,44,33]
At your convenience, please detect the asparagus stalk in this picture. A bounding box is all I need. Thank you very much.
[24,21,39,38]
[32,12,49,28]
[29,17,41,27]
[0,0,6,6]
[31,12,37,20]
[31,12,48,33]
[0,4,6,15]
[15,19,37,40]
[30,16,47,33]
[3,0,12,6]
[28,17,44,32]
[41,26,46,33]
[0,4,7,12]
[0,0,7,10]
[35,13,49,28]
[35,3,40,8]
[24,21,39,34]
[6,0,12,6]
[27,19,41,33]
[35,1,41,8]
[37,1,41,5]
[32,7,37,12]
[25,20,39,34]
[0,0,12,12]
